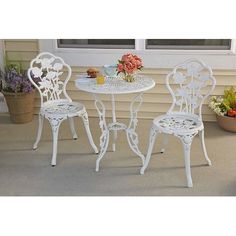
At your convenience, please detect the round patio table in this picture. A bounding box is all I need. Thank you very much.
[75,75,155,171]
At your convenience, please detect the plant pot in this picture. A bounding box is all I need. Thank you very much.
[3,90,35,124]
[216,114,236,132]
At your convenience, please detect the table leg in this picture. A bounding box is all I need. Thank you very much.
[93,94,109,172]
[111,94,117,152]
[126,93,145,165]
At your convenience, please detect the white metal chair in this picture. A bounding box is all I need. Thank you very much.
[140,59,216,187]
[28,52,98,166]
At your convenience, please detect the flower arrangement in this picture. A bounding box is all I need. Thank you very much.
[209,87,236,117]
[1,65,35,94]
[117,53,143,82]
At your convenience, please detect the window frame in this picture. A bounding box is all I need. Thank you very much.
[145,39,232,50]
[57,39,135,49]
[39,39,236,69]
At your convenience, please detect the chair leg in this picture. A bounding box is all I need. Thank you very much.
[33,114,44,150]
[160,134,168,154]
[81,112,99,154]
[140,125,158,175]
[179,136,193,188]
[68,117,78,140]
[183,143,193,188]
[199,129,212,166]
[48,117,64,167]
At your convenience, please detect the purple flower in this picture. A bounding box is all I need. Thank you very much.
[2,68,35,93]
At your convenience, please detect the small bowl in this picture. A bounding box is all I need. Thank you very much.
[102,65,117,77]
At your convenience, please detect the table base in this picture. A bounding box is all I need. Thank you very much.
[94,93,145,172]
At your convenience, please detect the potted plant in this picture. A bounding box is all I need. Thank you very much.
[209,87,236,132]
[0,64,36,123]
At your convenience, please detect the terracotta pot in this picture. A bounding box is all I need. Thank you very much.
[216,114,236,132]
[3,90,35,124]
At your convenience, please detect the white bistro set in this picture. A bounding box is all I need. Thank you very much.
[28,52,216,188]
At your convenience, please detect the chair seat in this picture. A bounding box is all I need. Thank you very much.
[153,113,203,135]
[41,101,85,117]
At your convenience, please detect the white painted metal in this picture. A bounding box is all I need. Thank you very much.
[126,93,145,165]
[0,93,8,113]
[68,117,78,140]
[93,94,110,172]
[28,52,98,166]
[160,134,168,154]
[111,94,117,152]
[75,75,155,94]
[140,59,216,187]
[76,76,155,171]
[140,125,159,175]
[199,129,212,166]
[33,114,44,150]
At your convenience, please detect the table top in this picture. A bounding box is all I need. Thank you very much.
[75,75,155,94]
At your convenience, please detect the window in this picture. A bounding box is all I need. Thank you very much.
[40,39,236,69]
[57,39,135,49]
[146,39,231,50]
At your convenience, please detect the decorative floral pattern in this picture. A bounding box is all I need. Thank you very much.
[43,102,84,115]
[92,90,147,171]
[156,115,202,133]
[168,60,213,114]
[141,59,215,187]
[76,75,155,94]
[29,55,67,102]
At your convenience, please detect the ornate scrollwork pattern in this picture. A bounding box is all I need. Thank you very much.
[28,53,71,104]
[167,59,215,115]
[126,93,145,165]
[93,94,110,171]
[42,101,84,115]
[157,115,202,134]
[175,132,198,146]
[149,125,159,144]
[140,125,159,174]
[75,75,155,170]
[46,116,66,132]
[75,75,155,94]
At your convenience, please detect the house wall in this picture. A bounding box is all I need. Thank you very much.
[3,39,236,121]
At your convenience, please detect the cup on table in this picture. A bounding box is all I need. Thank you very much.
[102,65,117,77]
[96,75,105,85]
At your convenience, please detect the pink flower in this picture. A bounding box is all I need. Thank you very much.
[122,54,131,62]
[117,53,143,75]
[133,55,143,68]
[131,58,137,66]
[124,62,136,74]
[117,63,124,72]
[136,59,142,69]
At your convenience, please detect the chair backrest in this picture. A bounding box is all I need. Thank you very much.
[27,52,72,107]
[166,59,216,120]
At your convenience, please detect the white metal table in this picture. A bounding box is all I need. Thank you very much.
[75,76,155,171]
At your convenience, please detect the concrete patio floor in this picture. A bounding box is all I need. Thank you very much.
[0,114,236,196]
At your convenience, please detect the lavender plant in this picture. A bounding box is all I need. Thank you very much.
[1,67,36,93]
